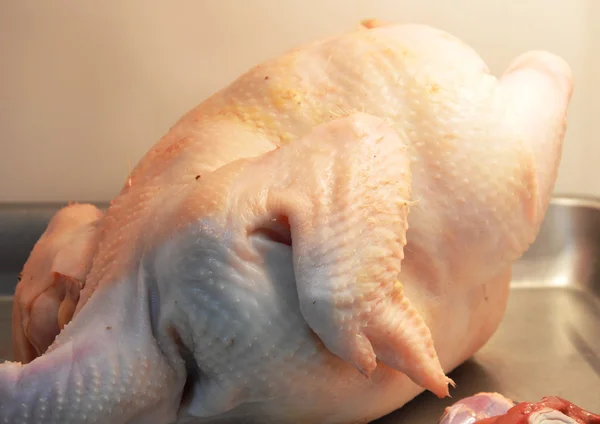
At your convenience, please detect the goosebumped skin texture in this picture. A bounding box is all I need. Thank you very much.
[3,21,573,424]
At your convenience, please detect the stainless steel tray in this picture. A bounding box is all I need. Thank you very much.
[1,197,599,421]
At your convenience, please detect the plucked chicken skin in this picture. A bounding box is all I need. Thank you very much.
[3,20,572,424]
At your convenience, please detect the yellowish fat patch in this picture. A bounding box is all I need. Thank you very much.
[392,280,406,301]
[359,19,393,30]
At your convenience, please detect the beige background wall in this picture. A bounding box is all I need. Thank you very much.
[0,1,596,202]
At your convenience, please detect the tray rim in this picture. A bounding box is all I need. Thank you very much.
[0,194,599,210]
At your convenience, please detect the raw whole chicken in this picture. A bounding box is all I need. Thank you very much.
[2,20,573,424]
[440,392,600,423]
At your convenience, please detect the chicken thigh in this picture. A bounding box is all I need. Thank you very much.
[2,21,572,424]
